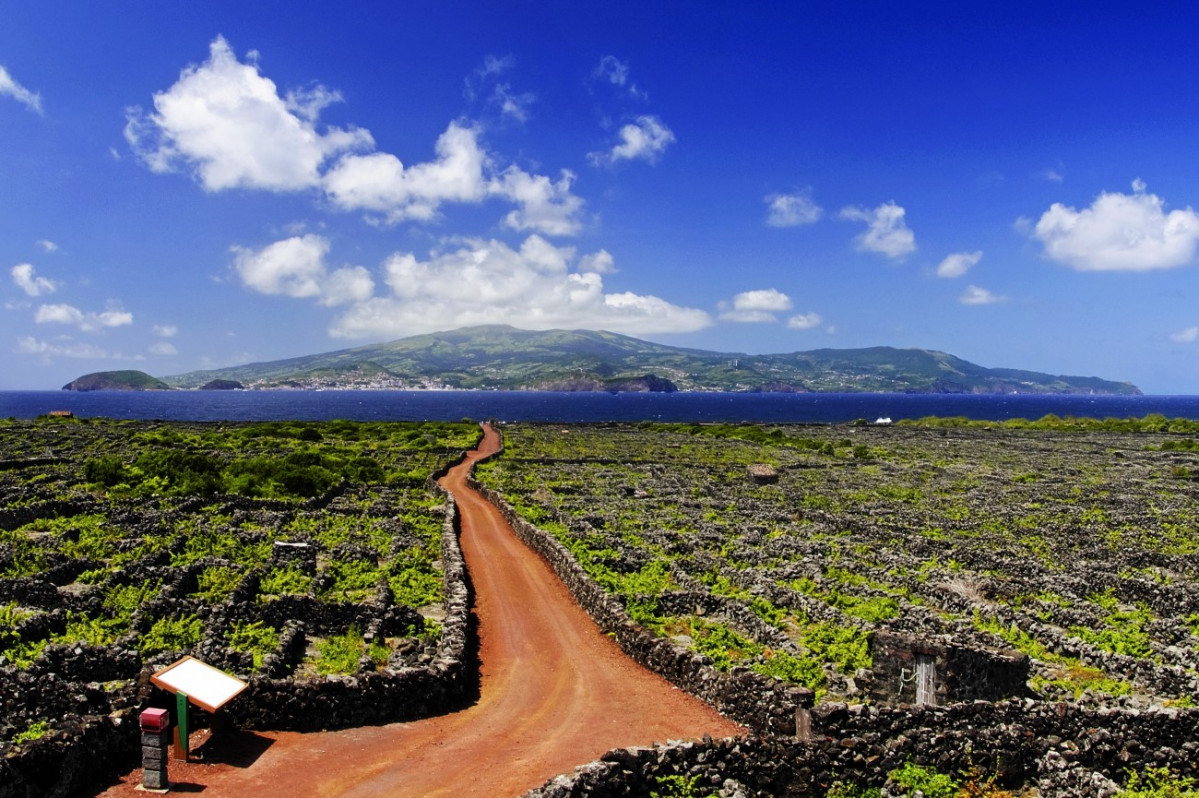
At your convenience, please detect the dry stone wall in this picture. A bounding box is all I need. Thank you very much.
[469,471,813,737]
[219,473,475,731]
[527,700,1199,798]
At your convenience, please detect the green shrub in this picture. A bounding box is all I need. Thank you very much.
[133,450,223,495]
[11,720,51,746]
[1030,663,1132,699]
[828,591,899,623]
[388,563,441,608]
[887,761,959,798]
[0,602,31,630]
[1118,767,1199,797]
[320,559,380,602]
[104,581,160,617]
[311,626,389,675]
[348,456,385,483]
[800,622,871,676]
[649,774,717,798]
[192,566,241,603]
[76,568,107,584]
[59,613,125,647]
[688,618,759,671]
[753,649,824,688]
[83,456,129,487]
[141,615,204,656]
[0,636,47,668]
[260,566,313,597]
[228,621,279,670]
[826,784,882,798]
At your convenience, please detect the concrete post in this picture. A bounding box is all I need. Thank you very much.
[139,707,171,791]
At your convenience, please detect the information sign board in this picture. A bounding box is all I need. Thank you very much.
[150,656,247,713]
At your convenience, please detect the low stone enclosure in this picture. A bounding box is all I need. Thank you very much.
[0,419,480,798]
[4,418,1199,797]
[526,701,1199,797]
[473,474,1199,797]
[475,422,1199,796]
[0,477,474,798]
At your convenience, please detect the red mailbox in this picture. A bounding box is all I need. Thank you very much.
[139,708,170,733]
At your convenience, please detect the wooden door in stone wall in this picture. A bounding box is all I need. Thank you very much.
[915,654,936,705]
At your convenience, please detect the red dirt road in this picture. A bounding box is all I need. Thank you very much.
[95,424,743,797]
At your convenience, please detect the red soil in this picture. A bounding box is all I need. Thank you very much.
[94,424,744,797]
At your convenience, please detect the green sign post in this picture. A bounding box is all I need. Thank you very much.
[175,690,190,761]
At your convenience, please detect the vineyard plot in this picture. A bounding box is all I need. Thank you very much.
[0,417,478,760]
[477,422,1199,706]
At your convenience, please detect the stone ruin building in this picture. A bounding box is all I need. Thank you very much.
[869,629,1031,707]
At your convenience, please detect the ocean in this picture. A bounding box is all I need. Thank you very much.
[2,390,1199,424]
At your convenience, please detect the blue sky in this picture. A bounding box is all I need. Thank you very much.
[5,3,1199,392]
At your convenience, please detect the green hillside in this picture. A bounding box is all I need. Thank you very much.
[63,370,171,391]
[160,325,1141,395]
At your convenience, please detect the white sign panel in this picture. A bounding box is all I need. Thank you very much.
[151,656,248,712]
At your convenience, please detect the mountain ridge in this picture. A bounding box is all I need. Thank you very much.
[146,326,1141,395]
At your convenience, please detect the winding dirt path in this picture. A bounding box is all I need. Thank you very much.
[96,424,743,797]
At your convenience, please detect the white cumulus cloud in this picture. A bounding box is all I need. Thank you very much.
[11,263,58,296]
[326,125,582,234]
[718,289,793,323]
[1170,326,1199,344]
[765,192,823,227]
[959,285,1006,305]
[839,202,916,259]
[490,166,584,236]
[128,37,584,236]
[0,65,42,114]
[89,309,134,328]
[324,122,489,222]
[787,312,823,330]
[125,36,371,192]
[590,116,675,166]
[578,250,616,274]
[152,324,178,338]
[149,341,178,356]
[328,235,710,339]
[1031,180,1199,271]
[231,234,373,306]
[36,239,58,252]
[17,337,117,360]
[937,251,983,279]
[33,303,133,331]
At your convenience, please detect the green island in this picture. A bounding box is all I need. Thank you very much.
[65,326,1141,395]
